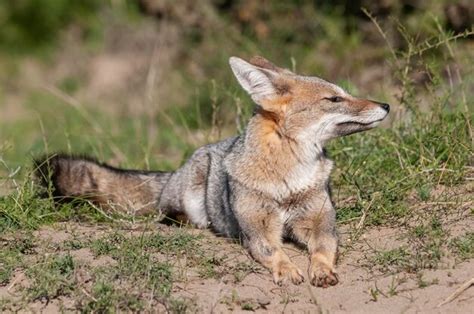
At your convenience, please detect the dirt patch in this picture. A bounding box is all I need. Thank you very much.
[3,219,473,313]
[171,226,474,313]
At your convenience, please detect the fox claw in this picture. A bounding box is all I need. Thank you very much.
[273,262,305,285]
[309,266,338,288]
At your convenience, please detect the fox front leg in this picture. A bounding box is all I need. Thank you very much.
[289,208,339,287]
[236,206,304,285]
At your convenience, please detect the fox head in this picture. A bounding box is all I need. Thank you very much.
[229,56,389,147]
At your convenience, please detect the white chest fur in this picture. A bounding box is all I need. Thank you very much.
[259,156,333,201]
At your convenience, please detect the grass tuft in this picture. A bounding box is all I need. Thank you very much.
[26,254,76,301]
[450,232,474,261]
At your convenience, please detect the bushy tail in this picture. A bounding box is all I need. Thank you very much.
[34,154,172,215]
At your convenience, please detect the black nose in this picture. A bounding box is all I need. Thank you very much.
[380,103,390,112]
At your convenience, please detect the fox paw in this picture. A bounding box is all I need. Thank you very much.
[309,265,338,288]
[273,261,304,286]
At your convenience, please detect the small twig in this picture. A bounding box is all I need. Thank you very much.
[437,277,474,307]
[7,273,24,291]
[413,29,474,56]
[85,200,119,222]
[362,8,397,62]
[356,197,376,231]
[210,80,222,141]
[437,151,452,185]
[81,287,97,302]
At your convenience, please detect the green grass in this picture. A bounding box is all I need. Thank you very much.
[0,245,23,285]
[369,216,460,273]
[450,232,474,261]
[373,247,411,271]
[0,232,34,285]
[0,1,140,55]
[26,253,76,301]
[333,110,471,226]
[81,280,144,313]
[0,227,234,312]
[0,181,110,232]
[91,233,176,299]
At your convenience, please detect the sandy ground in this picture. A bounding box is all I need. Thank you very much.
[169,225,474,314]
[1,219,473,314]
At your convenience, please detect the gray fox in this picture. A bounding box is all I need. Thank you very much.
[35,56,389,287]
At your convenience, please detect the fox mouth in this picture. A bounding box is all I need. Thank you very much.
[337,119,384,127]
[335,118,384,136]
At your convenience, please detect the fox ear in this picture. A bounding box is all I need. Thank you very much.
[229,56,278,103]
[249,55,294,75]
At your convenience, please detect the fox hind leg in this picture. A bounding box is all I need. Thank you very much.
[182,189,208,228]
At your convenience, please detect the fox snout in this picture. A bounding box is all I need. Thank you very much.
[332,99,390,137]
[351,98,390,117]
[373,101,390,113]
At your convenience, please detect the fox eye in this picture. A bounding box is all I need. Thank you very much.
[325,96,344,103]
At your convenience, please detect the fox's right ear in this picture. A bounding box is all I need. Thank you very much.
[229,56,278,104]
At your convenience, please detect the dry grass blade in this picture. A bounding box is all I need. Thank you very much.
[437,277,474,307]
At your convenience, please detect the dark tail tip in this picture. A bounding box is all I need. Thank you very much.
[33,153,102,201]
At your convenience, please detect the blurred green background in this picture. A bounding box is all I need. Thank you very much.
[0,0,472,187]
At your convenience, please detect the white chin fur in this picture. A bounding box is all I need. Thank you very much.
[302,108,388,144]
